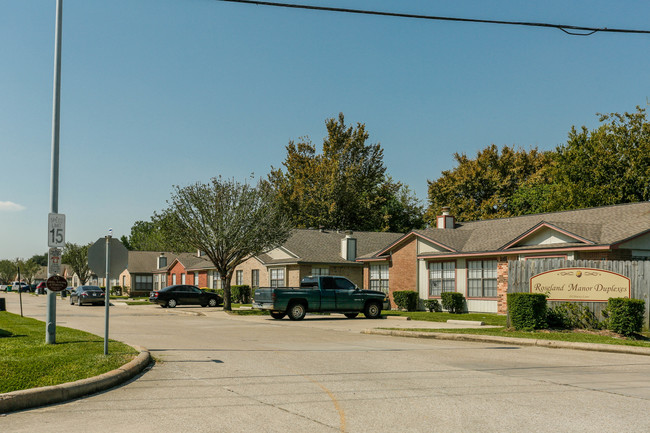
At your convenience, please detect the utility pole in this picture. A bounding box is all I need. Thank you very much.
[47,0,63,344]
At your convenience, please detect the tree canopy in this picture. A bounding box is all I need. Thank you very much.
[425,107,650,224]
[157,177,293,310]
[62,243,92,285]
[0,259,16,284]
[270,113,424,232]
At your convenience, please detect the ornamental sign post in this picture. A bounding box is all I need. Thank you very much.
[530,268,631,302]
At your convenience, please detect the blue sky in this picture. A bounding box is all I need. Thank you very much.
[1,0,649,260]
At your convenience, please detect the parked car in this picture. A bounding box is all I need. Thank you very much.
[150,285,223,308]
[11,281,31,293]
[69,285,105,306]
[253,275,388,320]
[0,284,9,292]
[36,282,47,294]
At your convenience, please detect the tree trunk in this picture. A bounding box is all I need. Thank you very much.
[222,276,231,311]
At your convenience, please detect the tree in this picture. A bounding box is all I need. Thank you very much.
[270,113,423,232]
[123,215,190,252]
[29,253,48,267]
[0,259,16,284]
[424,144,553,223]
[544,107,650,210]
[62,243,92,285]
[157,177,293,311]
[16,259,41,285]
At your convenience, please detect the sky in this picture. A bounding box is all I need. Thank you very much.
[1,0,649,260]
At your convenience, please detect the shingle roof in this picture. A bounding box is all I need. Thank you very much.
[126,251,178,273]
[257,229,404,265]
[376,202,650,257]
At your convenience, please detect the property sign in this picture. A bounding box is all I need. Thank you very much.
[530,268,631,302]
[48,247,62,275]
[48,213,66,248]
[46,275,68,292]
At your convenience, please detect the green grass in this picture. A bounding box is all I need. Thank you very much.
[383,310,507,326]
[382,326,650,348]
[227,309,269,316]
[124,301,152,306]
[0,312,139,393]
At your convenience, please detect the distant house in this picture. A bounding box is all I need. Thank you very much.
[118,251,178,296]
[358,202,650,313]
[231,228,404,289]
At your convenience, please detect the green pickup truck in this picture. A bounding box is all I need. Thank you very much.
[252,275,388,321]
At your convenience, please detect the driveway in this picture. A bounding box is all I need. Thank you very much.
[2,293,650,432]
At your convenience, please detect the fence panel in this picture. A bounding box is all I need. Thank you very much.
[508,259,650,330]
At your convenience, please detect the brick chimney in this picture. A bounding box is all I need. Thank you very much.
[437,207,455,229]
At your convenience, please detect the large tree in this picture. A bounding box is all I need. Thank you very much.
[425,144,553,223]
[270,113,423,232]
[0,259,16,284]
[122,216,184,252]
[157,177,293,311]
[62,243,92,285]
[15,258,41,285]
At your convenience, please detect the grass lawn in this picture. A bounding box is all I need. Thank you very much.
[383,310,508,326]
[0,312,138,394]
[381,326,650,348]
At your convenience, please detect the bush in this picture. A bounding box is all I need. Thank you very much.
[424,299,442,312]
[230,285,251,304]
[392,290,419,311]
[604,298,645,337]
[110,286,122,296]
[440,292,465,314]
[547,302,601,330]
[507,293,547,331]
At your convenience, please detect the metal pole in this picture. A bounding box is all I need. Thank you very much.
[47,0,63,345]
[18,266,23,317]
[104,235,111,355]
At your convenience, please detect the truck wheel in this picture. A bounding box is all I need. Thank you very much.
[344,313,358,319]
[270,311,286,320]
[287,303,306,321]
[364,301,382,319]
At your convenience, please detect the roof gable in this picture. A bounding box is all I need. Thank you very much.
[501,222,596,250]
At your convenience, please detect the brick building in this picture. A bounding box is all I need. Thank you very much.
[358,202,650,313]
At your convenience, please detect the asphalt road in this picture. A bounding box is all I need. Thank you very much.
[2,292,650,432]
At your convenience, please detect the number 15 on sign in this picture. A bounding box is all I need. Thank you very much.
[48,213,66,248]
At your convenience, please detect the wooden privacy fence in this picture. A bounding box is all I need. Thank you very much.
[508,259,650,330]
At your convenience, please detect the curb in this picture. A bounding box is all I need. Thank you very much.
[362,329,650,356]
[0,346,152,414]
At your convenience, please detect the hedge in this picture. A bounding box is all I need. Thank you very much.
[605,298,645,337]
[392,290,419,311]
[230,285,251,304]
[440,292,465,314]
[424,299,442,312]
[507,293,547,331]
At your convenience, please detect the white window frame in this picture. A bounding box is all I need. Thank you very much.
[311,267,329,276]
[369,263,389,293]
[270,268,285,287]
[428,261,455,297]
[467,260,498,298]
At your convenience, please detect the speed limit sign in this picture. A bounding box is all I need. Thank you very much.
[48,213,66,248]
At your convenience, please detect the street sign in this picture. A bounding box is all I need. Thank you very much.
[46,275,67,292]
[88,237,129,277]
[48,247,62,275]
[48,213,66,248]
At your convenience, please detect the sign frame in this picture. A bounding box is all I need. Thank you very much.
[530,267,631,302]
[48,213,66,248]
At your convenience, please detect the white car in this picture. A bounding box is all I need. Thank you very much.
[11,281,31,292]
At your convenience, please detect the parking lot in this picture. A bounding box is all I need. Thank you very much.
[3,292,650,432]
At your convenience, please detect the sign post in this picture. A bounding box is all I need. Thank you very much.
[88,235,128,355]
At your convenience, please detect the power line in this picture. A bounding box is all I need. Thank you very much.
[216,0,650,36]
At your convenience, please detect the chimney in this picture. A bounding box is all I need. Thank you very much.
[341,231,357,261]
[158,253,167,269]
[437,207,455,229]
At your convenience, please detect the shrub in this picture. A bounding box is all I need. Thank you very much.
[507,293,547,331]
[110,286,122,296]
[231,285,251,304]
[392,290,419,311]
[440,292,465,314]
[604,298,645,337]
[547,302,601,330]
[424,299,442,313]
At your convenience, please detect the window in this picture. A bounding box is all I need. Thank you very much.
[208,271,221,289]
[369,264,389,293]
[134,275,153,292]
[467,260,497,298]
[236,270,243,285]
[181,273,186,285]
[334,277,355,291]
[172,274,176,285]
[270,268,285,287]
[429,262,455,297]
[311,267,329,276]
[194,272,199,286]
[251,269,259,287]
